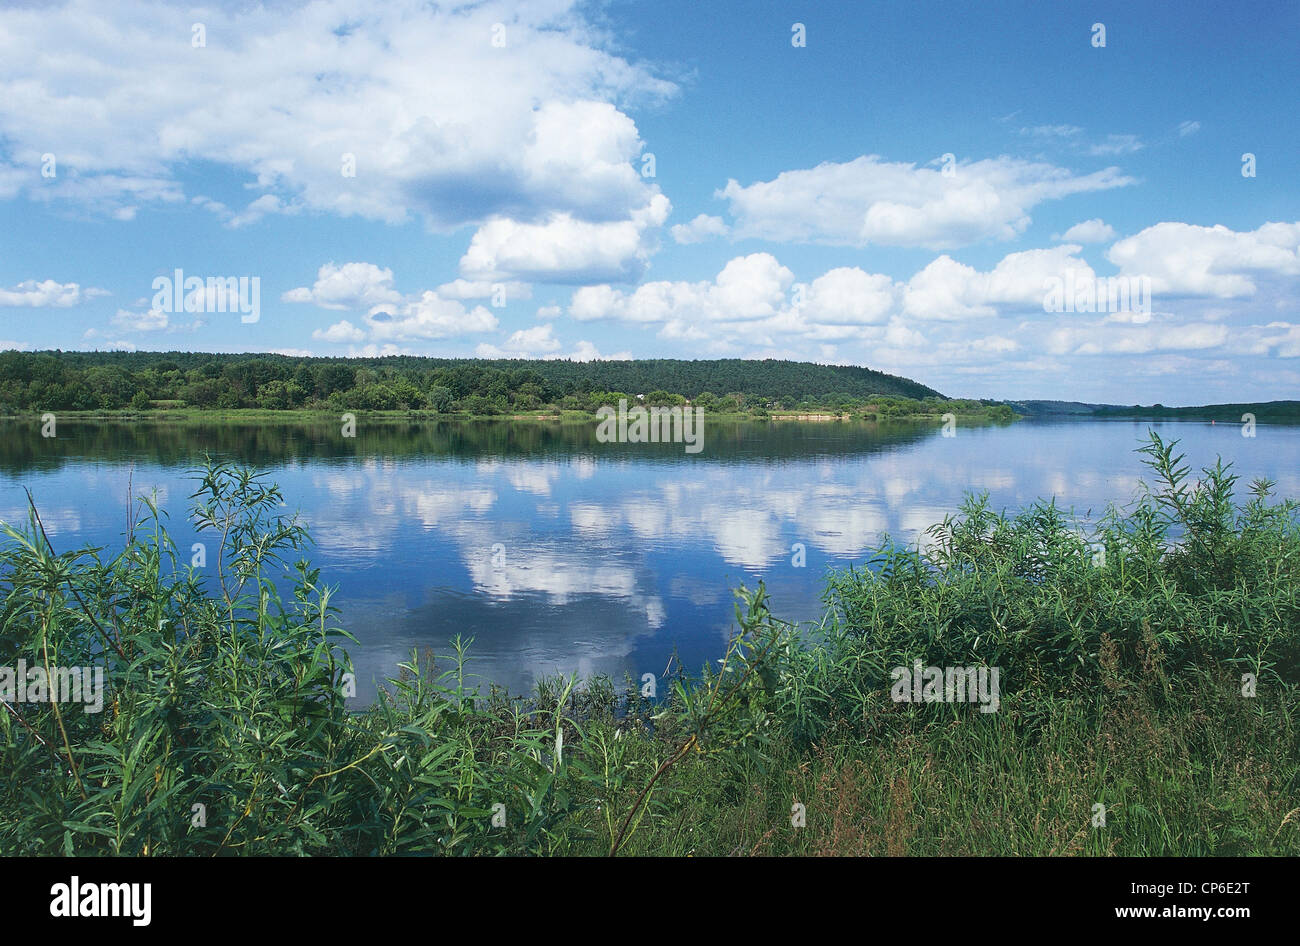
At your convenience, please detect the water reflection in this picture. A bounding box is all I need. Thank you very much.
[2,417,1297,700]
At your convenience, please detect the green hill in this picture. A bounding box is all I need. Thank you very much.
[0,350,943,412]
[475,356,943,401]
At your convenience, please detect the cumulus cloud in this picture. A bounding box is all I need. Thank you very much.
[1243,322,1300,358]
[570,253,794,334]
[1107,221,1300,298]
[283,262,401,310]
[459,194,670,283]
[0,279,108,307]
[475,323,563,357]
[718,155,1133,249]
[311,319,366,344]
[0,0,672,238]
[902,245,1094,320]
[568,253,918,352]
[566,248,1093,353]
[292,261,505,346]
[1054,218,1117,243]
[110,307,168,332]
[558,234,1300,382]
[799,268,895,325]
[360,293,498,342]
[670,214,729,244]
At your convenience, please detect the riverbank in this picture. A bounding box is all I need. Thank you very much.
[0,406,1016,424]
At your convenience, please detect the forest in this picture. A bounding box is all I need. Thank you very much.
[0,350,1007,418]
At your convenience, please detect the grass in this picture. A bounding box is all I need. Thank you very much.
[0,431,1296,856]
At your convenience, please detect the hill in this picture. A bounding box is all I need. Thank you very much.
[0,350,944,412]
[480,356,943,401]
[1004,397,1300,423]
[1092,400,1300,423]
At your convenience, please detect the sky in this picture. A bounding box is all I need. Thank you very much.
[1,0,1298,404]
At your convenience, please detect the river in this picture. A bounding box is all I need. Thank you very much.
[2,415,1296,700]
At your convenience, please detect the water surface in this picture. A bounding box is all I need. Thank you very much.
[3,417,1296,700]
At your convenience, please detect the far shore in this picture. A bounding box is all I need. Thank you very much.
[0,407,1013,424]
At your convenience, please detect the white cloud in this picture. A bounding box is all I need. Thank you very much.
[799,268,896,325]
[283,262,401,310]
[903,245,1094,320]
[718,155,1133,249]
[570,253,794,330]
[670,214,729,244]
[1054,218,1117,243]
[0,279,108,308]
[1227,321,1300,359]
[1046,319,1230,355]
[291,262,515,345]
[459,193,670,283]
[362,292,497,341]
[475,323,563,357]
[0,0,673,234]
[1178,120,1201,137]
[551,232,1300,384]
[110,307,168,332]
[311,320,366,344]
[1107,221,1300,298]
[566,247,1104,354]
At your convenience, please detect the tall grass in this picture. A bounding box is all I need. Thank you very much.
[1,432,1296,855]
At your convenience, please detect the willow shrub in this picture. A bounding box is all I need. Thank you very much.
[0,463,789,855]
[803,430,1300,744]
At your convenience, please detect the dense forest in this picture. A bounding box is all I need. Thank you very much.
[0,350,980,416]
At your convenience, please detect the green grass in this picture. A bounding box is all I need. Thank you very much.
[1,431,1296,856]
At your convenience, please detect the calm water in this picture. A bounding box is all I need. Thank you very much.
[2,417,1297,700]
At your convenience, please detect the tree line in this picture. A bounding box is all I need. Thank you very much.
[0,350,1005,417]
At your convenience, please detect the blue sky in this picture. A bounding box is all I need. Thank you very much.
[1,0,1298,403]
